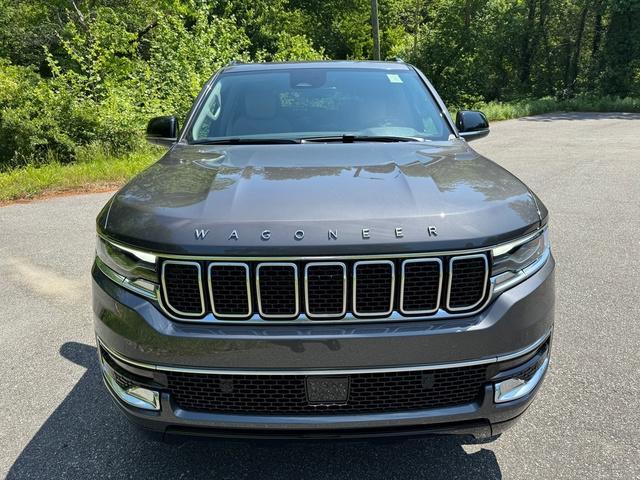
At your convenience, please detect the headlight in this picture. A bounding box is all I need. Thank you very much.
[492,229,550,293]
[95,236,158,298]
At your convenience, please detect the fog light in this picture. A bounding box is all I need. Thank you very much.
[494,356,549,403]
[101,360,160,411]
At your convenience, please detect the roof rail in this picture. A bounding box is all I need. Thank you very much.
[226,60,245,67]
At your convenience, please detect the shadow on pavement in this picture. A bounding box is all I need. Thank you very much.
[517,112,640,122]
[7,342,502,479]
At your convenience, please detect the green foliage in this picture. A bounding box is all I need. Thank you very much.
[0,60,79,169]
[0,2,253,167]
[0,145,159,202]
[401,0,640,106]
[270,35,325,62]
[0,0,639,173]
[466,95,640,121]
[599,1,640,96]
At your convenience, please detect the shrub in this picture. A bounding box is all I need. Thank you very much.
[0,61,77,169]
[0,5,253,169]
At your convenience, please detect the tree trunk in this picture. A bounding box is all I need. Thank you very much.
[566,2,590,92]
[519,0,538,87]
[591,0,604,58]
[587,0,605,89]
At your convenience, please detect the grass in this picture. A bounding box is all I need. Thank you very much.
[464,95,640,121]
[1,95,639,204]
[0,147,159,203]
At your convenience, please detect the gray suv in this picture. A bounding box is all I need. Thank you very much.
[93,61,554,441]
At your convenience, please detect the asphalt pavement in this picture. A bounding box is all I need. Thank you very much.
[0,112,639,479]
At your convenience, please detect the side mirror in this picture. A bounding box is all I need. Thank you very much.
[456,110,490,141]
[146,116,179,147]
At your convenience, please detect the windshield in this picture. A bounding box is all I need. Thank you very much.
[188,67,453,143]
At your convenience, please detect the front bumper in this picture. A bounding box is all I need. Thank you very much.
[93,254,554,439]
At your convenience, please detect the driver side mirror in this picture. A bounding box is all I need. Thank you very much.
[146,116,179,147]
[456,110,490,141]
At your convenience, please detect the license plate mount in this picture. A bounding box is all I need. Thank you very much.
[306,376,350,405]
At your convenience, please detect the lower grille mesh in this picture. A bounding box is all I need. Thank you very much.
[166,364,487,415]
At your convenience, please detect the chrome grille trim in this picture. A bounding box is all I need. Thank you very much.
[446,254,489,312]
[304,262,347,319]
[255,262,300,319]
[207,262,252,319]
[160,260,206,317]
[399,258,443,315]
[152,250,517,324]
[352,260,395,317]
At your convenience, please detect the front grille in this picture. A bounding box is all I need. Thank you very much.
[305,263,346,318]
[208,263,251,318]
[400,259,442,314]
[159,253,490,321]
[257,263,299,318]
[353,261,394,316]
[161,262,204,316]
[166,364,487,415]
[447,256,488,310]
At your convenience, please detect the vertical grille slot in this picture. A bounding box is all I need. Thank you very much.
[161,261,205,317]
[208,263,251,319]
[353,260,395,317]
[256,263,299,319]
[447,255,489,311]
[305,262,347,318]
[400,259,443,314]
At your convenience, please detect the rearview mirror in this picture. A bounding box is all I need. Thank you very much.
[456,110,489,141]
[146,116,179,147]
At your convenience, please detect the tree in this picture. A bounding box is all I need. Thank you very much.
[599,0,640,96]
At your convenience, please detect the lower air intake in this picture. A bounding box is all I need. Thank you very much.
[166,364,487,415]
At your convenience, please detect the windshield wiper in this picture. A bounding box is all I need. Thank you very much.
[300,135,426,143]
[191,138,301,145]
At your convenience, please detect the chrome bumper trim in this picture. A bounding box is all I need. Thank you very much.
[494,355,550,403]
[101,357,160,411]
[97,329,551,377]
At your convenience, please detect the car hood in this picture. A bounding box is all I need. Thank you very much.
[100,141,543,255]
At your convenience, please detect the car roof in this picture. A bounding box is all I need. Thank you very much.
[221,60,412,73]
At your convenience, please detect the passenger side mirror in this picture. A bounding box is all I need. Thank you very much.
[146,116,179,147]
[456,110,490,141]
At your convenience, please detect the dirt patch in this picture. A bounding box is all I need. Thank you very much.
[0,182,121,207]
